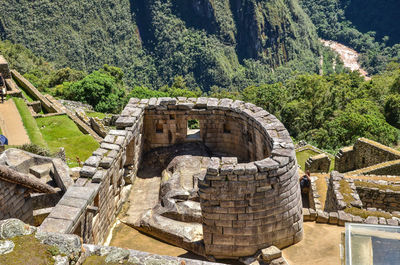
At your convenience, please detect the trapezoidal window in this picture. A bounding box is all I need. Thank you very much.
[187,119,200,139]
[156,122,163,134]
[223,123,231,134]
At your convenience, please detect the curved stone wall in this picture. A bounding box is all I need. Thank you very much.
[39,97,302,260]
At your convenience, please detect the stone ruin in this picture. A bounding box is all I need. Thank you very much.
[0,148,73,225]
[305,153,331,173]
[335,137,400,175]
[0,97,302,262]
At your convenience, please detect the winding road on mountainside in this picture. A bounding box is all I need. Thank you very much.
[321,39,371,80]
[0,99,30,145]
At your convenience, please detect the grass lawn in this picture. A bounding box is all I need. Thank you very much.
[86,111,111,120]
[36,115,99,167]
[296,149,319,171]
[296,149,335,171]
[12,97,47,147]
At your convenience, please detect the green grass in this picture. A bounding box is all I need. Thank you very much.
[12,97,47,147]
[19,87,36,102]
[86,111,111,120]
[296,149,319,171]
[296,148,335,171]
[36,115,99,167]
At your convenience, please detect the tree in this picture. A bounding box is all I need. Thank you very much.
[66,71,126,113]
[385,94,400,128]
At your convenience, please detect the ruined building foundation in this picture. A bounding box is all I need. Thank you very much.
[39,97,303,259]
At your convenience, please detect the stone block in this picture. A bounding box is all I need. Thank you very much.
[233,164,246,175]
[80,166,97,178]
[309,208,316,221]
[351,215,363,223]
[206,98,219,109]
[338,211,352,226]
[92,170,105,183]
[63,186,96,201]
[261,246,281,262]
[255,158,280,172]
[115,116,136,128]
[379,217,387,225]
[47,204,82,222]
[29,163,53,179]
[328,212,338,225]
[302,208,311,221]
[364,216,379,225]
[100,157,114,169]
[316,210,329,223]
[207,157,220,175]
[245,163,258,174]
[100,143,121,151]
[39,218,73,234]
[84,156,101,168]
[387,218,399,226]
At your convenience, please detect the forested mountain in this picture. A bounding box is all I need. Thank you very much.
[0,0,321,91]
[300,0,400,75]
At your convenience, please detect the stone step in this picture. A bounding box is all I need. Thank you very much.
[29,163,54,179]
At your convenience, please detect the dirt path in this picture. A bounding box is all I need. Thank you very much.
[283,222,345,265]
[321,39,370,80]
[121,171,161,226]
[0,99,30,145]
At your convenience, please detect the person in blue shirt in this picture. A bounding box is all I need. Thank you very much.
[300,170,311,193]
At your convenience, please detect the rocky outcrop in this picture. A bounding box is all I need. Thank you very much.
[0,218,222,265]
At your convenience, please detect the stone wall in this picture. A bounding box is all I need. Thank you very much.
[142,99,272,162]
[0,55,11,79]
[356,181,400,212]
[0,180,33,224]
[11,70,59,114]
[346,159,400,176]
[335,146,355,173]
[335,138,400,173]
[305,154,331,173]
[39,97,302,260]
[324,172,362,213]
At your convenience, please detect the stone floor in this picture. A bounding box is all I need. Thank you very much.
[282,222,344,265]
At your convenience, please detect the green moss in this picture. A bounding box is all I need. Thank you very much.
[36,115,99,167]
[344,207,392,219]
[339,179,355,205]
[0,234,55,265]
[354,180,400,192]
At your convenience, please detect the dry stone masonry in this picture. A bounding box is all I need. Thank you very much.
[305,153,331,173]
[38,97,302,260]
[335,138,400,173]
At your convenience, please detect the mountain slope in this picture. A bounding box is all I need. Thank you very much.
[0,0,320,90]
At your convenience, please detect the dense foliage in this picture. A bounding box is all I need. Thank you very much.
[0,0,324,91]
[300,0,400,75]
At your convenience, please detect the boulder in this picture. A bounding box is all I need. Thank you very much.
[0,219,35,239]
[35,231,81,256]
[75,108,91,126]
[90,117,108,138]
[0,240,14,255]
